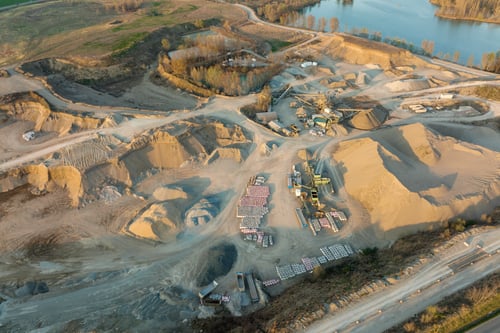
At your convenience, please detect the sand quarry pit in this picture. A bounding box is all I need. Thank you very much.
[332,122,500,239]
[1,13,500,332]
[0,116,253,250]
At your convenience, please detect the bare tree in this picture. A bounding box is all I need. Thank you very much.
[318,17,327,32]
[161,38,170,51]
[307,15,315,30]
[329,17,339,32]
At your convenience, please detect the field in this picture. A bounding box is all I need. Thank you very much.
[0,0,245,65]
[0,0,32,7]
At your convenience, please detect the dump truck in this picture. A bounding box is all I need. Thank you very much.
[246,273,259,303]
[198,280,218,299]
[236,272,245,292]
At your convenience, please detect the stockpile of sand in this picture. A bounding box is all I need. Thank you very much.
[348,108,388,130]
[127,201,181,241]
[322,34,429,69]
[385,77,431,92]
[0,92,113,135]
[185,198,219,228]
[332,123,500,238]
[0,164,82,206]
[153,186,187,201]
[91,120,251,185]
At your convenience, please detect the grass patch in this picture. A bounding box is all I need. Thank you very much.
[111,3,197,32]
[267,39,292,52]
[171,4,197,14]
[112,31,148,53]
[0,0,32,7]
[111,14,175,32]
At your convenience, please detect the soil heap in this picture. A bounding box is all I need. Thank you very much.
[332,123,500,239]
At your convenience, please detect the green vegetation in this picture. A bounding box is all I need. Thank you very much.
[171,4,198,15]
[0,0,32,7]
[430,0,500,24]
[112,32,148,53]
[109,4,199,32]
[267,39,292,52]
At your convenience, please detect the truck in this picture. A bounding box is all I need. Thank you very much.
[198,280,218,299]
[246,273,259,303]
[236,272,246,292]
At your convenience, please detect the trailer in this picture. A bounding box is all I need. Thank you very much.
[198,280,218,299]
[246,273,259,303]
[237,272,245,292]
[295,208,308,228]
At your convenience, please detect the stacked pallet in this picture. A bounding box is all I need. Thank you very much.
[238,177,271,231]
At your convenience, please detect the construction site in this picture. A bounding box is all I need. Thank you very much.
[0,1,499,332]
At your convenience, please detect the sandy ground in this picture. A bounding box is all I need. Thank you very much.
[0,5,499,331]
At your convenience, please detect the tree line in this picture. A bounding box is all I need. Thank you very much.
[159,31,282,96]
[430,0,500,23]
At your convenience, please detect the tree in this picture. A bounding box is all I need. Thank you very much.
[467,54,475,67]
[306,15,315,30]
[421,39,435,56]
[257,85,272,111]
[194,19,204,29]
[329,17,339,32]
[318,17,327,32]
[161,38,170,51]
[171,57,188,76]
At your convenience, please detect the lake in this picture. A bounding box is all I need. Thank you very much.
[293,0,500,65]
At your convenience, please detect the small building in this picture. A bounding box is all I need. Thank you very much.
[256,112,278,124]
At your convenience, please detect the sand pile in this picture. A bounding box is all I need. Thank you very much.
[323,34,429,69]
[86,119,251,189]
[185,198,219,228]
[332,123,500,238]
[385,77,431,92]
[348,108,388,130]
[0,92,113,135]
[152,186,187,201]
[127,201,181,240]
[0,164,82,206]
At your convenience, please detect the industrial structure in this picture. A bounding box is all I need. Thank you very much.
[287,160,348,236]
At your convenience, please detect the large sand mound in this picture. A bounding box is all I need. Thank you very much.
[348,108,388,130]
[127,201,181,240]
[0,164,82,206]
[333,123,500,237]
[322,34,430,69]
[0,92,114,135]
[85,119,251,189]
[385,77,431,92]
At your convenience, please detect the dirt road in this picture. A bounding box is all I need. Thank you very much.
[306,228,500,333]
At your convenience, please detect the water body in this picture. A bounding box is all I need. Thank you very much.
[295,0,500,65]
